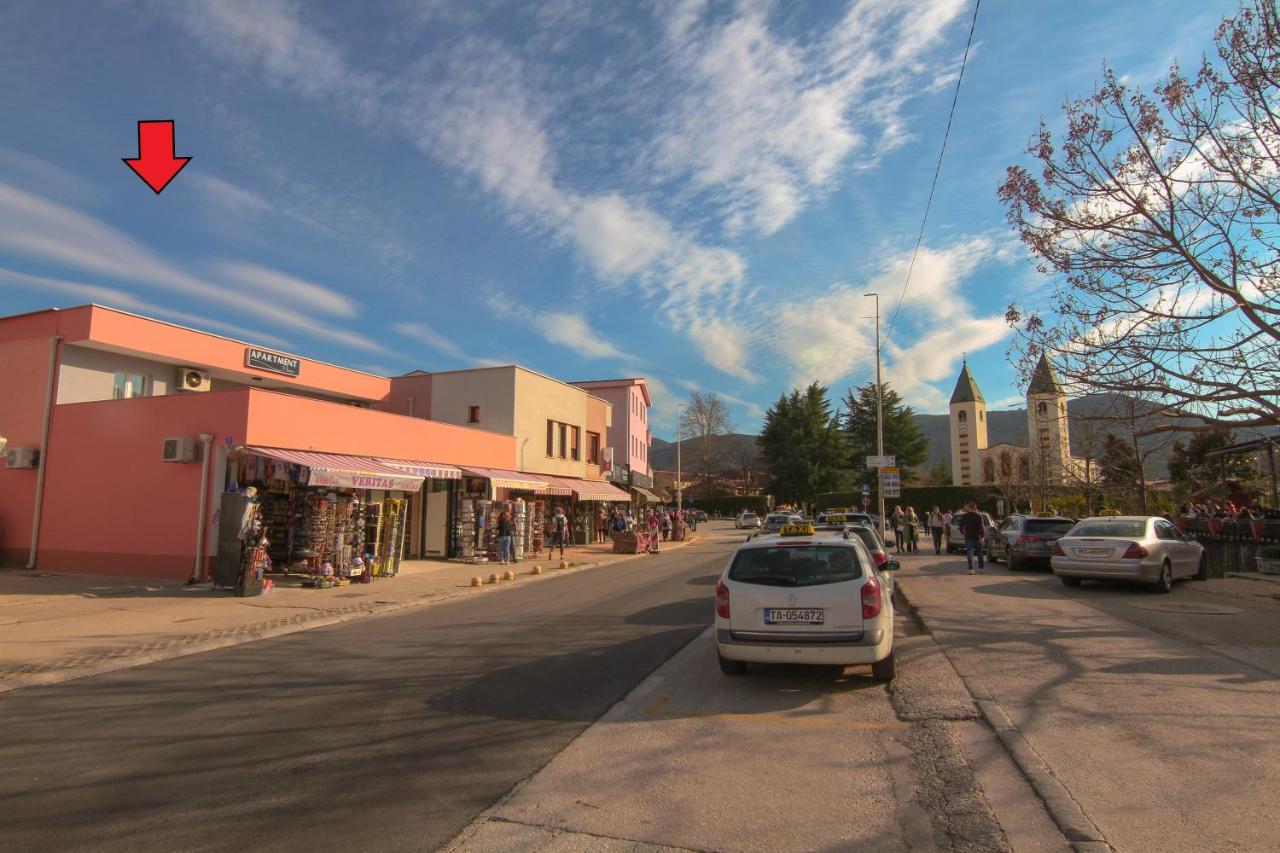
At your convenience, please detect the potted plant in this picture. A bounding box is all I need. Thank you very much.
[1258,545,1280,575]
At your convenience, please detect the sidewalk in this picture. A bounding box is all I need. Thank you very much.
[0,534,703,694]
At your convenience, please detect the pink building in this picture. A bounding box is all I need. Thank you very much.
[569,379,655,501]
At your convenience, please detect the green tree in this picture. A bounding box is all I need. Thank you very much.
[1098,433,1143,511]
[759,382,850,505]
[841,383,930,487]
[1168,429,1253,496]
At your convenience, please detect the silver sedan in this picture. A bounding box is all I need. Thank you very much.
[1051,516,1207,593]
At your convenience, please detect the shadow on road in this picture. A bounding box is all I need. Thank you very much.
[685,573,719,586]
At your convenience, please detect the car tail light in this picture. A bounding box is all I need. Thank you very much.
[861,575,882,619]
[1122,543,1149,559]
[872,551,888,567]
[1053,542,1066,557]
[1017,535,1040,543]
[715,578,731,619]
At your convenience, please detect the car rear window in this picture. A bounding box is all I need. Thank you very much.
[1025,519,1076,535]
[1070,520,1147,537]
[728,545,864,587]
[847,527,883,552]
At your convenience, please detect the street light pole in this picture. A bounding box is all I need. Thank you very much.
[865,293,886,542]
[675,404,684,516]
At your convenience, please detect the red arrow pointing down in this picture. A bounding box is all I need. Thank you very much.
[123,120,191,194]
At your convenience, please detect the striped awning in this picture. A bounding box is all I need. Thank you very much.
[244,446,425,493]
[376,457,462,480]
[631,486,664,504]
[542,476,632,502]
[460,466,558,492]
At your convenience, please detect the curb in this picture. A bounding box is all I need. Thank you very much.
[895,578,1115,853]
[0,535,706,695]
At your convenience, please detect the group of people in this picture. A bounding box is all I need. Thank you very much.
[1178,499,1274,520]
[890,502,988,574]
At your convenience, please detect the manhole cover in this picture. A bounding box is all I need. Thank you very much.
[1129,601,1244,616]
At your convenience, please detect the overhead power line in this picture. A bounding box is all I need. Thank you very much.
[884,0,982,343]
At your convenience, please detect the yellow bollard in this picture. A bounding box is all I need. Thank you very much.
[471,576,483,587]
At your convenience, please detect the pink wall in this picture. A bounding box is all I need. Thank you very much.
[584,395,609,480]
[34,391,251,578]
[244,389,514,467]
[574,382,650,478]
[377,373,433,419]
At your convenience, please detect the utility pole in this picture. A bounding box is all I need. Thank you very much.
[866,293,886,543]
[675,403,684,517]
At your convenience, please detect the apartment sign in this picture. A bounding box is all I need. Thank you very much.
[245,347,301,378]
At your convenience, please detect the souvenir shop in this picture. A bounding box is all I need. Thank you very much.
[449,467,571,562]
[215,447,425,591]
[546,477,632,545]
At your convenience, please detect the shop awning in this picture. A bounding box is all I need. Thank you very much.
[376,457,463,480]
[459,466,560,493]
[541,476,631,502]
[243,446,425,493]
[631,486,664,504]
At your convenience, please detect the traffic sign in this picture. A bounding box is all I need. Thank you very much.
[861,484,870,494]
[865,455,895,468]
[881,467,901,498]
[862,496,871,507]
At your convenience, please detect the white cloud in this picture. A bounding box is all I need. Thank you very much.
[653,0,970,235]
[686,317,756,382]
[0,266,294,348]
[392,321,466,359]
[0,181,386,355]
[189,174,273,216]
[531,312,626,361]
[214,260,359,319]
[886,314,1011,412]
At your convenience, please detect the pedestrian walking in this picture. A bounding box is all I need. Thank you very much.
[906,507,920,553]
[551,506,569,557]
[927,505,945,555]
[597,507,609,544]
[893,505,906,554]
[660,510,672,541]
[496,509,513,564]
[957,501,986,574]
[647,509,661,553]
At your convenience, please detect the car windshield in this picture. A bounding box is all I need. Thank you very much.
[1070,520,1147,537]
[728,545,864,587]
[1025,519,1076,535]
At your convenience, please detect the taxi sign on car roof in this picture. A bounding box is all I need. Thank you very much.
[1097,509,1121,516]
[779,524,816,536]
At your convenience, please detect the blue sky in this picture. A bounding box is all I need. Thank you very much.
[0,0,1237,435]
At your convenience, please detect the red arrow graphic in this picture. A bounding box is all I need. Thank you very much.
[122,120,191,194]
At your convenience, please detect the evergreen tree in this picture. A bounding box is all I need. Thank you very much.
[1098,433,1143,510]
[1168,429,1253,496]
[841,383,930,487]
[759,382,850,505]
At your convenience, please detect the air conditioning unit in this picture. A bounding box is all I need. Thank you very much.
[5,447,39,469]
[175,367,212,393]
[162,437,202,463]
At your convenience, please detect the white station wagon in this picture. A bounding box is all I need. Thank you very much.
[714,524,898,680]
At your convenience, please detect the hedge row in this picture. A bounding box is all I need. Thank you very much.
[815,485,1004,514]
[683,494,771,516]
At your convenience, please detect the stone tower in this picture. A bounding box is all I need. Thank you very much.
[1026,354,1071,484]
[949,361,988,486]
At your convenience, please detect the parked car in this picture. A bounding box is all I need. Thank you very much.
[714,525,898,680]
[988,514,1077,571]
[945,511,997,555]
[736,512,762,529]
[1051,515,1207,592]
[843,522,891,570]
[689,510,708,522]
[762,512,803,534]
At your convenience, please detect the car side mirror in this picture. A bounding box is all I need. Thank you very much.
[883,561,900,572]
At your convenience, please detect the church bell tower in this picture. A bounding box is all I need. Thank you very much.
[949,360,988,486]
[1026,354,1071,484]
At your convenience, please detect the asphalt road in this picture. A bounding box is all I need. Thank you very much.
[0,539,732,852]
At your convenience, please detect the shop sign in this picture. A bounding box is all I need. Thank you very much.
[307,468,423,493]
[629,470,654,489]
[245,347,301,377]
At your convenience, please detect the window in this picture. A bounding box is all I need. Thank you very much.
[559,423,568,459]
[587,432,601,464]
[979,411,984,421]
[547,420,555,457]
[571,426,580,461]
[1037,401,1048,415]
[958,410,967,422]
[112,371,148,399]
[468,405,480,423]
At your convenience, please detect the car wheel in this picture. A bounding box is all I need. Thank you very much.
[1060,575,1082,587]
[989,547,1000,564]
[1153,561,1174,594]
[1007,555,1020,572]
[871,652,896,682]
[718,651,748,676]
[1194,554,1208,581]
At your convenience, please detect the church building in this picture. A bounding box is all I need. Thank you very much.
[948,354,1084,487]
